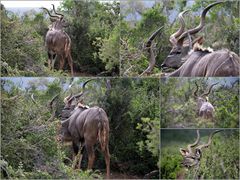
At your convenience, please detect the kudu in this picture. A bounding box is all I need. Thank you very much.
[193,82,218,119]
[58,80,110,178]
[180,129,222,168]
[161,2,240,77]
[42,4,74,76]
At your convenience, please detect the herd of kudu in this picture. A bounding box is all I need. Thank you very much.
[144,1,239,76]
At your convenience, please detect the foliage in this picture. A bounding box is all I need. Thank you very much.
[161,147,182,179]
[121,3,167,76]
[94,78,159,177]
[120,0,239,76]
[161,78,239,128]
[0,78,98,179]
[161,129,239,179]
[1,0,120,76]
[1,7,47,76]
[61,0,120,76]
[1,77,159,178]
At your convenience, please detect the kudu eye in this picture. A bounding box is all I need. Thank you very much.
[176,51,181,54]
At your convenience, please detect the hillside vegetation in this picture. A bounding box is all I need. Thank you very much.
[1,77,159,179]
[1,0,120,76]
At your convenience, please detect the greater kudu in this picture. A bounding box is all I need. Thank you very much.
[161,2,240,77]
[58,80,110,178]
[180,129,222,168]
[193,82,218,119]
[42,4,74,76]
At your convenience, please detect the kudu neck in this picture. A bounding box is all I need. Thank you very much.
[197,97,206,109]
[52,21,65,31]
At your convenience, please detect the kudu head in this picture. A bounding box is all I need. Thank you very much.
[42,4,68,30]
[161,9,190,69]
[161,2,223,69]
[61,79,93,121]
[58,79,93,142]
[193,82,218,110]
[180,130,222,168]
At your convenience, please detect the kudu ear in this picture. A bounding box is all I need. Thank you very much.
[205,96,209,101]
[193,36,204,45]
[64,93,73,105]
[180,148,188,156]
[192,36,204,51]
[176,37,185,48]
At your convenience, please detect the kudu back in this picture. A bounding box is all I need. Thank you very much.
[161,2,240,77]
[58,80,110,178]
[42,4,74,76]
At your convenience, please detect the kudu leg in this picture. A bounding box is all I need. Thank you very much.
[67,53,74,76]
[48,59,51,70]
[51,59,56,70]
[77,145,84,169]
[47,52,52,70]
[72,152,80,169]
[104,145,110,179]
[86,144,95,170]
[72,142,79,169]
[59,55,65,71]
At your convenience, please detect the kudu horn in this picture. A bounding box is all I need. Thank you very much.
[145,26,164,49]
[195,130,222,150]
[169,9,190,46]
[67,79,94,103]
[177,2,223,44]
[41,7,59,19]
[201,82,219,97]
[187,129,200,154]
[51,4,64,18]
[140,26,164,76]
[193,81,199,97]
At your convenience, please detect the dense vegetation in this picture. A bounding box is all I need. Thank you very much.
[161,129,239,179]
[1,0,239,77]
[161,78,239,128]
[1,0,119,76]
[120,0,239,76]
[1,77,159,179]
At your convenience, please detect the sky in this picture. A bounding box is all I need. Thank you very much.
[1,0,114,8]
[0,77,89,91]
[1,1,61,8]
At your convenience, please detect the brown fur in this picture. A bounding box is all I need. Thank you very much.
[45,17,74,76]
[60,107,110,178]
[168,48,240,77]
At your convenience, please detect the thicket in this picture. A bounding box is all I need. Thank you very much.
[1,0,119,76]
[1,77,159,179]
[160,78,239,128]
[120,0,239,76]
[161,129,239,179]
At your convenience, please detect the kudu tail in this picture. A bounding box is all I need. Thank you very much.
[97,109,108,152]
